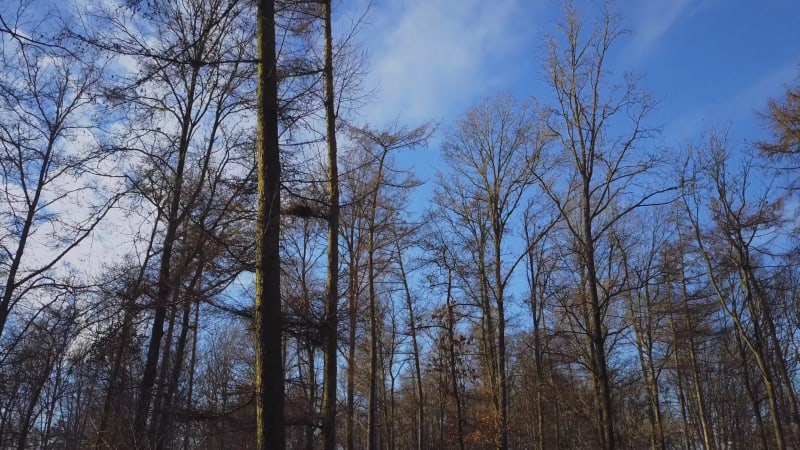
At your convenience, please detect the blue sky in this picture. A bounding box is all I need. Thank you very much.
[336,0,800,188]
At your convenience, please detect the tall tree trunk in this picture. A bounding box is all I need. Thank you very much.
[322,1,341,448]
[42,359,64,447]
[695,227,785,449]
[158,297,192,449]
[17,354,56,450]
[670,324,692,450]
[96,307,133,449]
[526,247,546,450]
[583,191,615,450]
[255,0,285,448]
[367,221,379,450]
[477,235,500,443]
[97,210,159,449]
[345,249,359,450]
[182,301,201,450]
[386,312,398,450]
[395,237,425,450]
[734,329,770,450]
[524,226,550,450]
[680,276,714,450]
[305,342,317,450]
[149,299,178,446]
[742,264,800,439]
[633,326,663,450]
[133,58,198,445]
[366,144,389,450]
[446,268,466,450]
[493,226,509,450]
[157,259,205,450]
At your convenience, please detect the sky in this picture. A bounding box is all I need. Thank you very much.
[335,0,800,189]
[5,0,800,287]
[324,0,800,334]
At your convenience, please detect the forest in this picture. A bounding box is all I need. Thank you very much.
[1,0,800,449]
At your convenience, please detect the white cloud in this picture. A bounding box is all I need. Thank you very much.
[626,0,694,60]
[360,0,533,126]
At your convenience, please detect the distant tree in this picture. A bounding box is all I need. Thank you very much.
[659,213,720,450]
[391,223,426,450]
[682,136,798,449]
[0,2,118,343]
[535,3,671,448]
[759,77,800,159]
[434,95,548,449]
[345,123,430,450]
[520,202,560,450]
[759,76,800,199]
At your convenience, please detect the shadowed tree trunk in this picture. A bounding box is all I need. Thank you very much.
[255,0,285,448]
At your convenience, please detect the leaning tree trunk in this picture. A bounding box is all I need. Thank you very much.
[133,57,199,447]
[394,236,425,450]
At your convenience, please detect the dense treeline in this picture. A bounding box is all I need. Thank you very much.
[1,1,799,449]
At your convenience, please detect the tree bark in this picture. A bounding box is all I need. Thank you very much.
[255,0,285,448]
[322,0,341,448]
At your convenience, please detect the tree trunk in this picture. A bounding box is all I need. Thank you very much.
[182,300,201,450]
[157,259,205,450]
[395,238,425,450]
[367,221,379,450]
[493,224,509,450]
[366,144,389,450]
[583,191,616,450]
[345,250,359,450]
[681,279,714,450]
[446,268,467,450]
[149,299,178,447]
[133,57,198,446]
[255,0,285,448]
[742,263,800,439]
[306,341,317,450]
[734,330,770,450]
[97,210,159,449]
[17,354,55,450]
[322,0,341,448]
[95,307,133,449]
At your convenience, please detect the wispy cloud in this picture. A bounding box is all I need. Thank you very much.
[359,0,535,126]
[626,0,693,60]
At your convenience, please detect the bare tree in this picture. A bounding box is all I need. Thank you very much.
[535,3,671,448]
[391,223,426,450]
[434,95,548,449]
[0,2,118,343]
[345,123,430,449]
[682,136,797,449]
